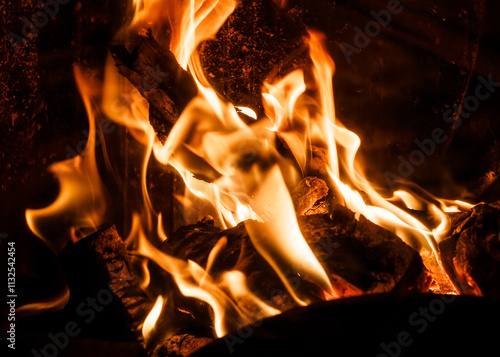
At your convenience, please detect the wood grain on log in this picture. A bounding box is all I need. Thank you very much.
[162,207,431,303]
[110,30,198,143]
[79,225,153,334]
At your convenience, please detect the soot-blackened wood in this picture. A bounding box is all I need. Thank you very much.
[71,225,153,336]
[160,217,298,312]
[162,208,431,305]
[199,0,307,115]
[299,204,432,296]
[110,30,198,143]
[439,201,500,298]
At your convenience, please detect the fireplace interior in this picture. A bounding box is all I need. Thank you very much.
[1,0,500,356]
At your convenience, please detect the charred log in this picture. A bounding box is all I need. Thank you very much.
[299,204,432,296]
[62,225,153,338]
[162,206,431,305]
[439,201,500,297]
[110,30,198,143]
[199,0,307,115]
[160,217,298,312]
[306,145,329,179]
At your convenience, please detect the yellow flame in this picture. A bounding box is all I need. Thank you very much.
[17,288,70,316]
[136,220,279,337]
[245,166,336,304]
[142,295,164,339]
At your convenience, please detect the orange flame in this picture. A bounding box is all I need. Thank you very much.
[25,0,476,338]
[142,295,164,339]
[26,67,111,253]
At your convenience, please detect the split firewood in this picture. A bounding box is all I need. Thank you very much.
[299,204,432,295]
[110,30,198,143]
[60,225,154,343]
[292,176,329,215]
[81,225,153,333]
[161,208,431,305]
[439,201,500,298]
[160,217,299,312]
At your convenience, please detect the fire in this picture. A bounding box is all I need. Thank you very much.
[142,295,164,340]
[26,67,111,253]
[24,0,476,341]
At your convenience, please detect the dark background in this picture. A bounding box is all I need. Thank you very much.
[1,0,500,355]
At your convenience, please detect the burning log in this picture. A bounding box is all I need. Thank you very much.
[62,225,153,337]
[150,334,213,357]
[299,204,432,296]
[162,208,431,303]
[439,201,500,298]
[160,217,299,312]
[306,145,329,178]
[110,30,198,143]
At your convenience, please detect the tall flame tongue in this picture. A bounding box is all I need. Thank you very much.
[26,68,111,253]
[264,30,473,292]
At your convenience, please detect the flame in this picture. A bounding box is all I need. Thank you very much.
[245,166,336,304]
[17,288,70,316]
[135,217,279,337]
[26,67,111,253]
[142,295,164,339]
[25,0,477,340]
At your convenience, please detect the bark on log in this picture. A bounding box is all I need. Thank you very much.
[161,206,431,306]
[439,201,500,298]
[63,225,153,337]
[86,226,153,325]
[110,30,198,143]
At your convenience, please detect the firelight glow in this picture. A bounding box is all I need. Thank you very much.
[23,0,475,338]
